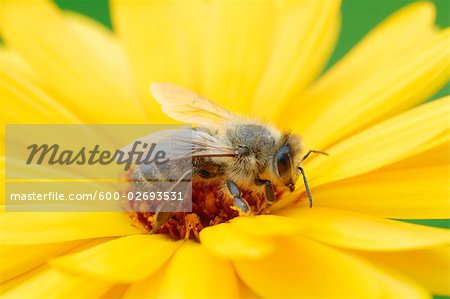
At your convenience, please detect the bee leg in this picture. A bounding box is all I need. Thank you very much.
[150,200,179,233]
[255,179,275,202]
[150,211,172,234]
[150,170,193,233]
[226,180,251,215]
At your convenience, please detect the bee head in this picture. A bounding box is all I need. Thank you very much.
[274,134,303,192]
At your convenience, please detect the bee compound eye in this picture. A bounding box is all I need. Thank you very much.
[275,144,292,178]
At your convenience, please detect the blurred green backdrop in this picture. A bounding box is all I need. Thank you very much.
[54,1,449,232]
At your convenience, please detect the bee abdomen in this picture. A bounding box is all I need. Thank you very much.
[132,159,191,192]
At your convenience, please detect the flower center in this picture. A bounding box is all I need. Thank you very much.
[126,181,280,241]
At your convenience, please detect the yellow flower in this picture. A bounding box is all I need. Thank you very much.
[1,1,449,298]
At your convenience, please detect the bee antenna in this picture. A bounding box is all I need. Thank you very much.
[302,149,329,162]
[298,166,313,208]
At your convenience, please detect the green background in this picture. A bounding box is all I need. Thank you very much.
[52,1,449,298]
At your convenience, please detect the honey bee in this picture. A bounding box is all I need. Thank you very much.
[127,83,327,231]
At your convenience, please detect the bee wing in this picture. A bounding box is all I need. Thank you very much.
[173,130,237,159]
[151,82,239,127]
[119,128,237,163]
[121,129,235,216]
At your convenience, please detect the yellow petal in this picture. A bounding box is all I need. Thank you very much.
[0,269,112,299]
[229,215,299,237]
[278,208,450,251]
[0,240,115,295]
[159,241,239,299]
[359,246,450,296]
[0,1,146,123]
[297,28,450,150]
[234,236,382,299]
[309,165,450,219]
[199,1,280,114]
[52,234,182,283]
[99,284,129,299]
[0,241,85,283]
[380,141,450,171]
[199,222,274,260]
[305,97,449,188]
[0,212,141,244]
[123,266,165,299]
[250,0,341,121]
[0,241,109,295]
[282,1,437,133]
[112,1,340,118]
[111,0,197,121]
[125,242,241,299]
[237,279,261,299]
[0,49,81,124]
[0,266,45,295]
[359,260,430,299]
